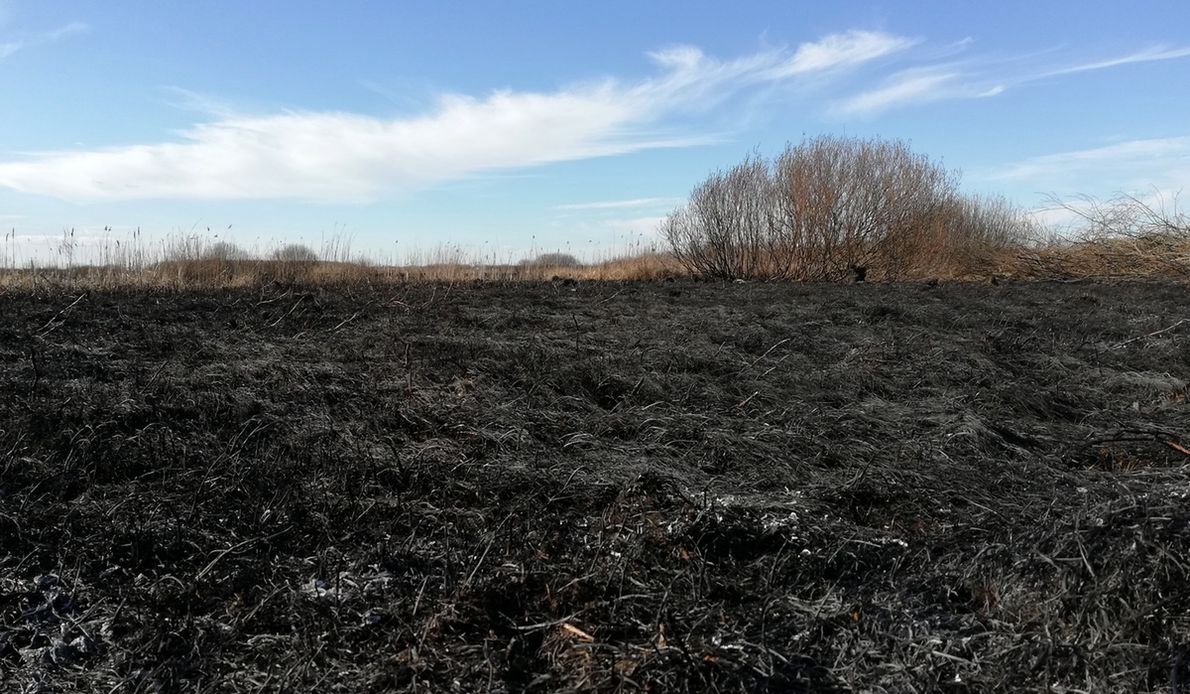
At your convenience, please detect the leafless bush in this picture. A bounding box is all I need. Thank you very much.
[203,241,249,261]
[775,136,958,280]
[664,136,1037,281]
[520,252,581,268]
[151,239,250,284]
[272,244,319,263]
[1063,192,1189,243]
[664,154,781,279]
[265,244,319,283]
[908,194,1042,276]
[1015,192,1190,278]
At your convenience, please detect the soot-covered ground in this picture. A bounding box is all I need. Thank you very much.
[1,280,1188,692]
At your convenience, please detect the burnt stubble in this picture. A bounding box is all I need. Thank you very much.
[1,280,1188,692]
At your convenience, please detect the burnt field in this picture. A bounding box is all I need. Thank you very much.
[1,280,1188,693]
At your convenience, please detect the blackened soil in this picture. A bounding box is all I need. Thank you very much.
[1,280,1188,692]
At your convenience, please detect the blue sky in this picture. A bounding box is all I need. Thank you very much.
[2,1,1190,263]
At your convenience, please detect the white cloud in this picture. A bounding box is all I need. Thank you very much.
[159,86,240,118]
[976,136,1190,218]
[985,136,1190,183]
[835,41,1190,116]
[835,71,957,115]
[0,21,87,59]
[1041,45,1190,77]
[777,30,918,76]
[0,30,912,202]
[554,197,681,211]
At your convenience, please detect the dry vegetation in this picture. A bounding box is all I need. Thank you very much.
[1016,193,1190,279]
[663,137,1039,282]
[3,137,1188,290]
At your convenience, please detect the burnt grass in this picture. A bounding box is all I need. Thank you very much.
[1,279,1189,693]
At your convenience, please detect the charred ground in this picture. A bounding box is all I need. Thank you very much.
[1,280,1188,692]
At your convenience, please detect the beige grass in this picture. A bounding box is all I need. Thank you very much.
[3,191,1187,290]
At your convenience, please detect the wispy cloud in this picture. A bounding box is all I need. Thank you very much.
[159,87,240,118]
[836,41,1190,116]
[775,30,918,76]
[0,21,87,59]
[0,30,912,202]
[1040,45,1190,77]
[554,197,681,211]
[835,70,958,115]
[986,136,1190,183]
[976,136,1190,210]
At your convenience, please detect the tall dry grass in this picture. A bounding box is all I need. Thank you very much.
[3,168,1187,290]
[0,228,683,290]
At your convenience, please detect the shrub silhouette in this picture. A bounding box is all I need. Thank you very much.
[520,252,581,267]
[272,244,319,263]
[663,136,1037,281]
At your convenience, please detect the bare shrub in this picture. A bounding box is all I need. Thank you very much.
[664,136,1037,281]
[203,241,249,261]
[273,244,319,263]
[1015,193,1190,278]
[151,239,251,284]
[514,252,584,279]
[774,137,958,280]
[529,252,581,268]
[664,154,780,279]
[905,194,1042,277]
[266,244,319,283]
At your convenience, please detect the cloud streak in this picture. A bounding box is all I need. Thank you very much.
[777,30,918,76]
[985,136,1190,183]
[835,70,958,115]
[0,30,912,202]
[0,21,87,59]
[836,42,1190,116]
[978,136,1190,210]
[1040,45,1190,77]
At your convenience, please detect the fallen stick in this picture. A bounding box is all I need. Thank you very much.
[36,292,88,337]
[327,310,361,333]
[561,623,595,642]
[1166,441,1190,457]
[1114,318,1188,348]
[267,296,305,328]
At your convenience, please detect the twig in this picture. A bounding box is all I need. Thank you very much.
[195,526,290,581]
[1165,440,1190,456]
[267,297,305,327]
[736,391,760,409]
[739,338,790,375]
[1114,318,1188,348]
[36,292,88,337]
[598,288,625,305]
[513,613,585,632]
[327,310,361,333]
